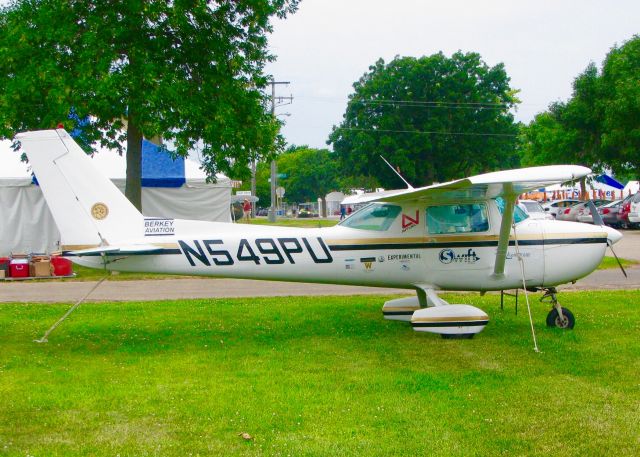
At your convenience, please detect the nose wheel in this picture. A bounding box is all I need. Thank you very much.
[541,288,576,329]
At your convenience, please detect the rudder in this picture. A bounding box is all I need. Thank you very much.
[17,129,144,249]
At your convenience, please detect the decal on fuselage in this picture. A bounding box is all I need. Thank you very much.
[145,218,175,236]
[360,256,376,272]
[387,253,421,261]
[439,248,481,264]
[178,237,333,267]
[402,211,419,232]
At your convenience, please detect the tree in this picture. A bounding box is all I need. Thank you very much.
[276,146,339,216]
[238,146,340,216]
[600,35,640,175]
[520,35,640,178]
[0,0,298,209]
[327,52,520,188]
[520,64,605,172]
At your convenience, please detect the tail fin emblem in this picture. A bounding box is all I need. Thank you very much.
[91,203,109,220]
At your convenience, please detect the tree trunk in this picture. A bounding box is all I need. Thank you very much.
[126,114,143,211]
[320,196,327,218]
[579,176,588,200]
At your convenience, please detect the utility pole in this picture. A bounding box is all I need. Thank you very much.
[250,159,256,217]
[268,80,293,222]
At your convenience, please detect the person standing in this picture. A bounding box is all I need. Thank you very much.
[340,205,346,220]
[242,199,252,221]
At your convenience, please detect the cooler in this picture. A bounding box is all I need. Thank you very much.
[0,257,10,278]
[10,258,29,278]
[51,256,73,276]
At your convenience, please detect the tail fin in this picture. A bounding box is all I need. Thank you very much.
[17,129,143,249]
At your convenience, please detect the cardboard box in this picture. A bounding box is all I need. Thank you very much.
[30,261,52,277]
[0,270,5,279]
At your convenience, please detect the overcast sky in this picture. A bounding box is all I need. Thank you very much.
[265,0,640,149]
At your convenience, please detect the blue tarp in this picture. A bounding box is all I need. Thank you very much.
[66,116,186,188]
[141,140,185,188]
[32,139,186,188]
[595,174,624,190]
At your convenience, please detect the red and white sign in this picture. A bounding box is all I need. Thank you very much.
[402,210,419,232]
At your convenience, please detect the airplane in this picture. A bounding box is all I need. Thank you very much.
[17,129,624,339]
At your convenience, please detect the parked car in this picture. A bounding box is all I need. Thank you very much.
[518,200,553,220]
[541,199,581,219]
[617,194,637,229]
[576,200,616,224]
[596,200,623,227]
[556,200,609,222]
[627,192,640,228]
[297,209,318,218]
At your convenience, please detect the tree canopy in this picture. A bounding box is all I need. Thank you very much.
[520,35,640,178]
[0,0,298,208]
[328,52,520,188]
[277,146,339,214]
[247,146,340,214]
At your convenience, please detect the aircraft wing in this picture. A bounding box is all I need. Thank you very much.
[349,165,591,204]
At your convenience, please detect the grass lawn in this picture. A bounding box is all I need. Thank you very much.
[1,291,639,456]
[597,255,637,270]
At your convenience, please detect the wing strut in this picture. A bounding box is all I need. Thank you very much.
[493,185,516,278]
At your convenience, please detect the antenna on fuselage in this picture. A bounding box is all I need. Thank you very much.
[380,155,414,189]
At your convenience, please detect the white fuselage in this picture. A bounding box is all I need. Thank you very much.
[70,200,610,292]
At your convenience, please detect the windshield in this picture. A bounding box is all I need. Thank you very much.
[495,197,529,223]
[339,203,401,231]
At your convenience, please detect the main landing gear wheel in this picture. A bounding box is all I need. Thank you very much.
[546,307,575,329]
[541,287,576,330]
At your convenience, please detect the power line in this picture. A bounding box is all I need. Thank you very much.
[335,127,518,137]
[295,95,543,107]
[353,99,511,107]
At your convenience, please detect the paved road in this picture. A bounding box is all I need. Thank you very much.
[610,228,640,261]
[1,230,638,303]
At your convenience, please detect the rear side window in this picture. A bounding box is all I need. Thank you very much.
[426,204,489,234]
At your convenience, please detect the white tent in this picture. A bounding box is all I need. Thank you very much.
[0,139,232,255]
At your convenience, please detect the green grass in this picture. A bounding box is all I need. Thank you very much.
[1,291,639,456]
[597,256,637,270]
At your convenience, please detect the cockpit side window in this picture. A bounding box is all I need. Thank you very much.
[495,197,529,223]
[426,203,489,234]
[339,203,401,231]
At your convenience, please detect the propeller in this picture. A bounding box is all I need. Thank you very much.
[587,200,627,278]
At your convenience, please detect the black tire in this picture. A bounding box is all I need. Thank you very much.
[546,307,575,329]
[441,333,474,339]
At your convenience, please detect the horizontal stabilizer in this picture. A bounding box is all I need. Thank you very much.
[67,244,168,256]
